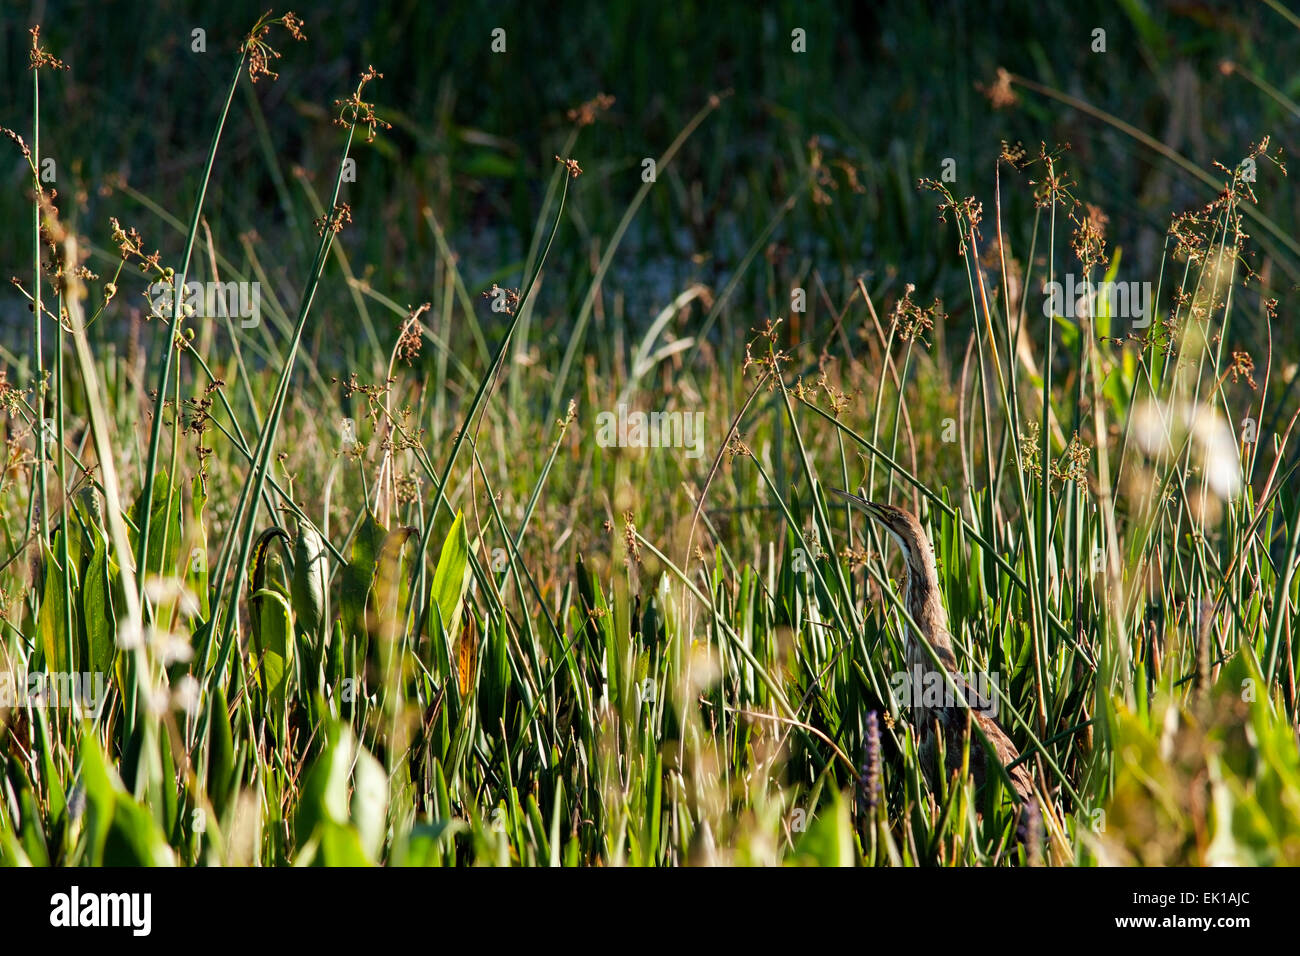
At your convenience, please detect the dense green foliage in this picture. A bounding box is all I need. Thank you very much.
[2,2,1299,866]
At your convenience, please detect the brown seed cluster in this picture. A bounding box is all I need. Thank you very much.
[1071,202,1109,273]
[1053,432,1092,489]
[999,140,1029,168]
[481,284,521,315]
[557,398,577,431]
[109,217,163,277]
[242,11,306,83]
[918,178,984,255]
[889,283,943,344]
[334,67,392,143]
[724,433,752,462]
[29,26,68,72]
[622,512,642,565]
[0,127,31,159]
[396,303,430,365]
[314,202,352,236]
[555,156,583,178]
[813,370,854,418]
[1019,420,1042,478]
[978,67,1018,109]
[1229,351,1257,390]
[808,136,866,206]
[566,93,615,127]
[743,317,790,384]
[1022,144,1076,209]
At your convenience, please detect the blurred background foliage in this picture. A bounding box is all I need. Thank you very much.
[4,0,1298,360]
[3,0,1300,867]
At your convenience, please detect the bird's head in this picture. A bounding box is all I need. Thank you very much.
[833,489,937,582]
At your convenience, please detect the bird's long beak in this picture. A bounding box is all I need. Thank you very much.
[832,488,883,520]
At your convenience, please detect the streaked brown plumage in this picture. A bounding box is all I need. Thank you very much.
[837,490,1035,803]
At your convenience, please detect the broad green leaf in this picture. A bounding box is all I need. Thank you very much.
[207,683,237,820]
[291,516,329,641]
[393,820,467,866]
[252,588,294,716]
[0,821,34,866]
[430,511,470,643]
[316,820,374,866]
[18,787,50,866]
[82,534,116,679]
[104,794,175,866]
[791,790,853,867]
[374,526,417,643]
[480,613,510,730]
[341,511,386,642]
[76,733,120,866]
[294,722,354,848]
[247,526,291,710]
[37,538,78,674]
[130,467,182,581]
[351,745,388,861]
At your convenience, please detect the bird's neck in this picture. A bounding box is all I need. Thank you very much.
[903,550,958,672]
[902,545,940,615]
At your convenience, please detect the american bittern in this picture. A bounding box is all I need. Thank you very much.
[836,490,1035,803]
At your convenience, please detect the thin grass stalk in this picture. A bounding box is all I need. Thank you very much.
[408,174,572,641]
[135,51,249,611]
[203,122,357,688]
